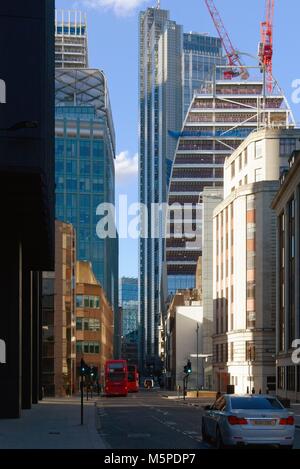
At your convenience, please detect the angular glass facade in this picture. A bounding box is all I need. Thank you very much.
[183,33,225,118]
[55,69,119,356]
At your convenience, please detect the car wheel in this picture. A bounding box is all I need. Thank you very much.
[215,427,224,449]
[201,421,208,442]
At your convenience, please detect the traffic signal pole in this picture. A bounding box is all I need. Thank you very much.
[80,373,84,425]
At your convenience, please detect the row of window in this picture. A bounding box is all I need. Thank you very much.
[76,318,100,331]
[76,295,100,309]
[214,341,256,363]
[278,366,300,392]
[76,341,100,355]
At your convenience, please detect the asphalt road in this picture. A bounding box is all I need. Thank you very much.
[97,389,209,449]
[96,389,300,450]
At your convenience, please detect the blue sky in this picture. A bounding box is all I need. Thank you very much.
[56,0,300,278]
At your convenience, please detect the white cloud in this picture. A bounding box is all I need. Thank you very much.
[81,0,150,16]
[115,151,138,182]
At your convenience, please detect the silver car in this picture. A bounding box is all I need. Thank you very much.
[202,394,295,449]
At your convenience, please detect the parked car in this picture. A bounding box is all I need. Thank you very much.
[202,394,295,449]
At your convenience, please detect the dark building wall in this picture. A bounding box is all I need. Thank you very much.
[0,0,55,419]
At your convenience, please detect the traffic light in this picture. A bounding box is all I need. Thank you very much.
[80,358,88,376]
[187,360,192,374]
[90,366,97,380]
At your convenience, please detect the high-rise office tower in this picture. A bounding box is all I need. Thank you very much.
[182,32,224,118]
[166,80,295,297]
[55,68,119,356]
[139,7,226,373]
[55,10,88,69]
[139,7,182,373]
[119,277,138,337]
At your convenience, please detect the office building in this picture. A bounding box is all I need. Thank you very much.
[42,221,76,397]
[55,68,119,356]
[166,80,294,297]
[201,188,223,389]
[0,1,54,418]
[272,150,300,401]
[182,32,224,118]
[212,128,300,394]
[165,289,203,390]
[76,261,114,387]
[119,277,139,365]
[139,7,182,373]
[55,10,88,69]
[139,7,225,373]
[119,277,138,337]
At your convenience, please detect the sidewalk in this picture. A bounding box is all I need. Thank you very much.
[0,397,107,449]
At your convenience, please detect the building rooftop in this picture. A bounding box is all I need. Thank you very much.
[76,261,99,286]
[55,68,116,154]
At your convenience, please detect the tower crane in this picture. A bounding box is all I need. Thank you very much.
[259,0,275,93]
[204,0,249,80]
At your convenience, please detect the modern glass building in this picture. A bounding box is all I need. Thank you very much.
[55,68,119,356]
[182,32,224,118]
[166,79,295,297]
[139,7,182,373]
[139,7,225,373]
[119,277,138,337]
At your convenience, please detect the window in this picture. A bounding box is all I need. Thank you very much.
[239,154,242,171]
[255,140,263,159]
[76,341,101,354]
[214,397,226,411]
[76,318,82,331]
[277,366,285,390]
[231,162,235,179]
[255,168,263,182]
[246,311,256,329]
[267,375,276,392]
[246,341,256,361]
[280,138,296,157]
[230,342,234,362]
[287,366,295,391]
[76,295,83,308]
[230,397,283,410]
[247,281,255,299]
[84,296,89,308]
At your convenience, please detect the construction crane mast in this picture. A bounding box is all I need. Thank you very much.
[204,0,249,80]
[259,0,275,93]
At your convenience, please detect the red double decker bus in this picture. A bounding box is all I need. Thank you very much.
[104,360,128,397]
[127,365,139,393]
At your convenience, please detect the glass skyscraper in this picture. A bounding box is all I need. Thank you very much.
[182,32,224,118]
[139,7,225,373]
[55,68,119,356]
[139,7,182,373]
[119,277,138,337]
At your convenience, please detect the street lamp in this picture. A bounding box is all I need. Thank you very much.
[196,323,199,391]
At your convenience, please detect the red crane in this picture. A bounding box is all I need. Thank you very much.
[259,0,275,93]
[204,0,249,80]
